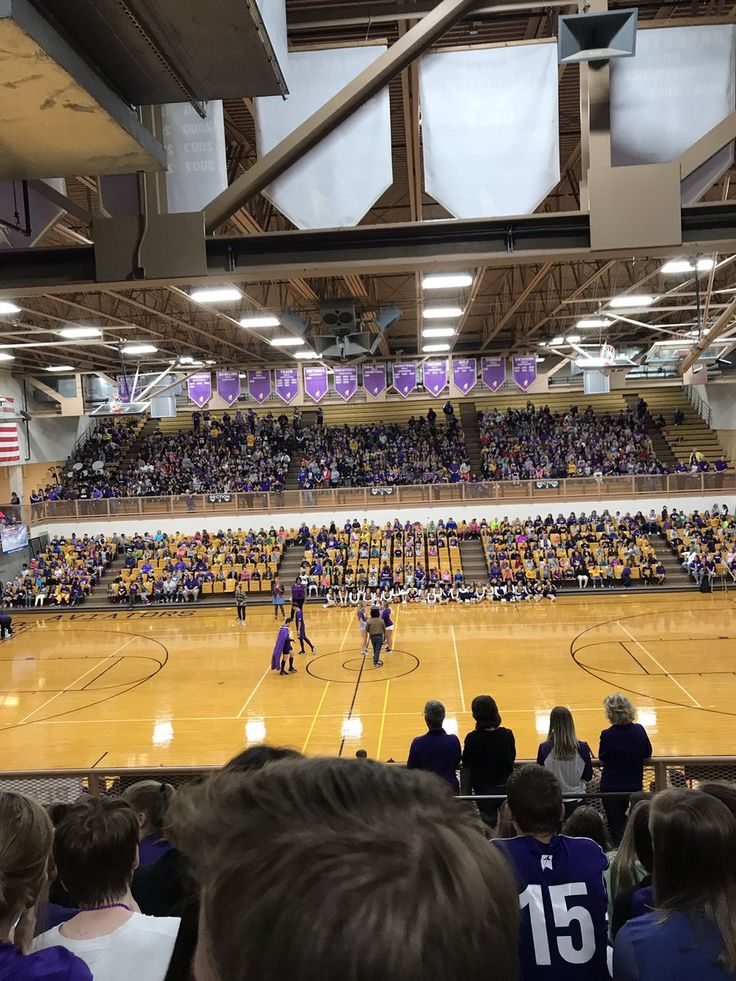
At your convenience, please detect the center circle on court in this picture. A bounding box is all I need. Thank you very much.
[306,647,420,683]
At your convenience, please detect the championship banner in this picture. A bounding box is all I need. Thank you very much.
[187,372,213,408]
[481,356,506,393]
[117,375,134,404]
[392,362,418,399]
[423,359,448,397]
[274,367,299,404]
[363,363,387,399]
[303,364,328,403]
[512,355,537,392]
[248,369,272,404]
[162,101,228,213]
[334,365,358,402]
[452,357,477,394]
[216,371,241,406]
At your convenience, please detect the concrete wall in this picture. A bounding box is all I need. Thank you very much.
[34,491,735,540]
[694,382,736,458]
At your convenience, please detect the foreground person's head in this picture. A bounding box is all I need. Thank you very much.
[172,755,520,981]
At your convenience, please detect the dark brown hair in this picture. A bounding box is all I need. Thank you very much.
[471,694,501,729]
[171,755,519,981]
[54,797,139,907]
[651,789,736,973]
[122,780,174,833]
[0,791,52,921]
[562,806,611,852]
[507,765,562,835]
[223,745,301,773]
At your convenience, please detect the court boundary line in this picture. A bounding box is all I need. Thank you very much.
[17,656,115,725]
[451,626,467,713]
[376,679,391,760]
[617,621,701,707]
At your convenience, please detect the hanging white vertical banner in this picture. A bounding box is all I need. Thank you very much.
[610,25,736,204]
[418,43,559,219]
[255,0,289,88]
[162,101,228,213]
[255,46,393,229]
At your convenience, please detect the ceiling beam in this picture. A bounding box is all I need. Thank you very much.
[680,293,736,372]
[289,0,572,30]
[481,262,553,348]
[203,0,482,232]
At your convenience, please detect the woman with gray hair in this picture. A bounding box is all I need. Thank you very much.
[598,693,652,846]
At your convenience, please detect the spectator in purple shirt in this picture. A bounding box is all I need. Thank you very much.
[0,791,91,980]
[122,780,175,868]
[406,700,462,791]
[598,693,652,845]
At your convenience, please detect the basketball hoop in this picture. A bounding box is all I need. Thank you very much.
[109,395,123,415]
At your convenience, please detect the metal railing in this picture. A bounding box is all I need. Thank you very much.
[1,757,734,806]
[685,384,713,428]
[12,470,736,525]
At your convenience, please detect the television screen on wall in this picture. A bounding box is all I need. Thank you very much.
[1,523,28,554]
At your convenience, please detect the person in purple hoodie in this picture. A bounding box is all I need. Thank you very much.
[122,781,175,868]
[288,579,306,623]
[0,791,91,981]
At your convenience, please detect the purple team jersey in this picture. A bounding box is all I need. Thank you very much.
[493,834,609,981]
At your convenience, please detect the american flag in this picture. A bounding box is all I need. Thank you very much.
[0,398,20,465]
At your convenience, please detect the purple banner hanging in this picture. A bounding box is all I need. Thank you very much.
[451,357,477,394]
[304,364,328,403]
[247,369,271,404]
[423,359,448,397]
[117,375,132,404]
[334,365,358,402]
[481,356,506,393]
[216,370,241,406]
[512,355,538,392]
[363,363,387,399]
[274,367,299,404]
[392,361,418,398]
[187,372,213,407]
[248,368,271,405]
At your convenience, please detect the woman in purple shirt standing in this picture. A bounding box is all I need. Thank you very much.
[122,780,175,868]
[0,791,91,981]
[598,693,652,845]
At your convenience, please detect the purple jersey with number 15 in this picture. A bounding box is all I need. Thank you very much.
[492,834,609,981]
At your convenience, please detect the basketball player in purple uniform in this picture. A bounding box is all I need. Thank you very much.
[294,607,316,656]
[493,765,609,981]
[270,625,297,676]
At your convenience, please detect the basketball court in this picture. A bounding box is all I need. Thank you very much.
[1,591,734,771]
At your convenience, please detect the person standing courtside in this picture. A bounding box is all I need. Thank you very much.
[407,700,462,791]
[295,606,316,656]
[272,577,286,622]
[366,607,386,667]
[289,577,306,623]
[234,581,247,626]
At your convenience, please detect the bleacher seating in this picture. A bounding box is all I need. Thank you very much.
[2,536,116,607]
[661,507,736,584]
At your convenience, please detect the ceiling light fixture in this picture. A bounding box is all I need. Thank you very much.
[0,352,15,361]
[576,318,611,329]
[608,294,656,309]
[240,315,280,328]
[422,326,456,338]
[0,301,21,315]
[293,350,317,359]
[269,337,305,348]
[423,343,451,353]
[566,334,582,343]
[190,287,242,303]
[45,364,74,372]
[58,326,102,339]
[122,343,158,355]
[661,257,715,274]
[422,273,473,290]
[423,306,463,319]
[550,336,565,345]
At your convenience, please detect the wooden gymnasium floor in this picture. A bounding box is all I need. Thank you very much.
[1,591,735,771]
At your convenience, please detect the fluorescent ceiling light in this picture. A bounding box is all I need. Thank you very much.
[190,287,242,303]
[45,364,74,372]
[423,343,451,353]
[179,356,195,364]
[294,350,317,359]
[422,273,473,290]
[58,326,102,339]
[577,318,610,329]
[240,315,280,328]
[0,352,15,361]
[566,334,582,343]
[536,356,545,363]
[575,357,609,368]
[608,294,656,309]
[122,343,158,355]
[0,301,20,315]
[270,336,305,348]
[550,336,565,345]
[422,327,456,338]
[424,306,463,319]
[661,257,715,274]
[653,338,697,347]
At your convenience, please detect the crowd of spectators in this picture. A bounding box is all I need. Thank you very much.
[662,504,736,585]
[479,402,667,481]
[2,535,114,608]
[295,406,471,488]
[5,690,736,981]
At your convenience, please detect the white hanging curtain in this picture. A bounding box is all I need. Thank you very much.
[418,43,560,218]
[255,0,289,88]
[254,45,393,230]
[162,101,228,213]
[610,25,736,204]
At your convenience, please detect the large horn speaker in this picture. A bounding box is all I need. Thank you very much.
[558,9,638,65]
